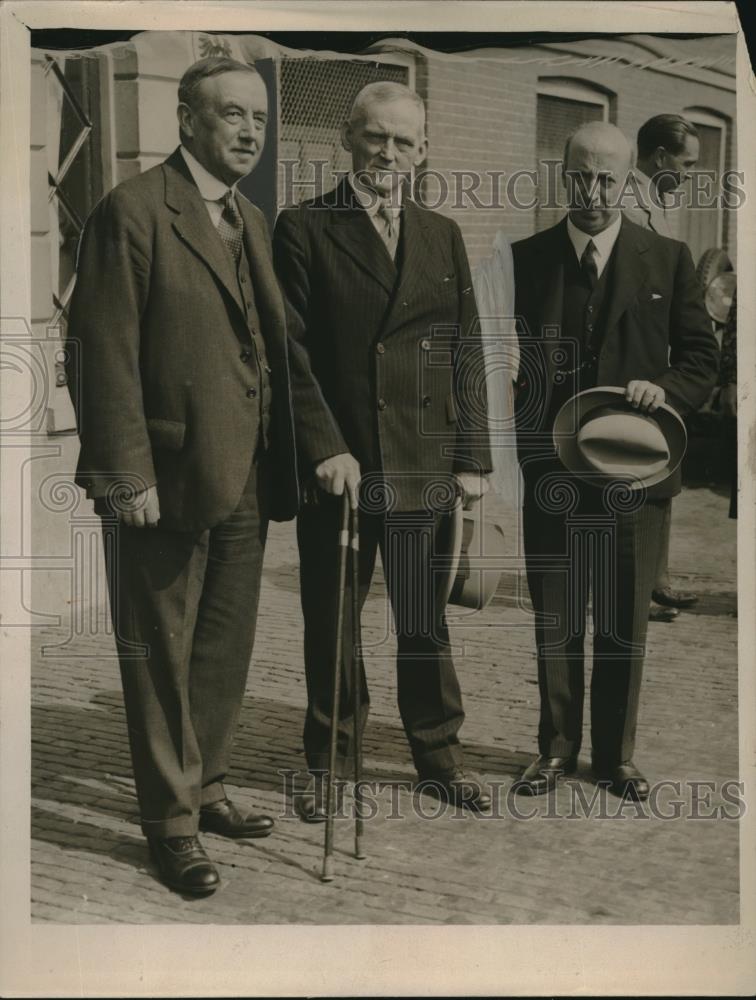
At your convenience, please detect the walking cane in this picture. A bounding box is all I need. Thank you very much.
[350,502,367,862]
[321,492,366,882]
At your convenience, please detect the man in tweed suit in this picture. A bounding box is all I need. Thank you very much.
[512,122,717,800]
[273,82,492,815]
[67,57,298,894]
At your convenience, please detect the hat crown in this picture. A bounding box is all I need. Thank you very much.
[577,407,670,478]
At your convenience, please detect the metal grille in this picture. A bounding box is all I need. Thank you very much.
[278,56,409,205]
[45,55,94,327]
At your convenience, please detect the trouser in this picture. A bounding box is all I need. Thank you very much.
[102,453,270,838]
[523,473,668,766]
[652,500,672,591]
[297,498,465,777]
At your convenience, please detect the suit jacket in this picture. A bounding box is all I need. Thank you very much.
[512,216,719,499]
[67,148,298,531]
[272,179,492,512]
[623,169,674,237]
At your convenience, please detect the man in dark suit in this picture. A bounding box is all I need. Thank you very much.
[273,82,492,814]
[512,122,718,800]
[67,57,298,894]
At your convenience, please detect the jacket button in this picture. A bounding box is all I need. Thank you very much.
[422,395,431,407]
[246,387,257,399]
[402,301,409,308]
[240,274,247,284]
[376,343,385,355]
[377,398,388,411]
[240,350,252,363]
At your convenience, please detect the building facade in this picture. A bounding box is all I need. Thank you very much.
[26,29,736,624]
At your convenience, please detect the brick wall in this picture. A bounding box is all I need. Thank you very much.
[419,40,736,270]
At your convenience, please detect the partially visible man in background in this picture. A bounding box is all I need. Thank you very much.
[625,113,702,623]
[274,82,492,817]
[67,57,298,896]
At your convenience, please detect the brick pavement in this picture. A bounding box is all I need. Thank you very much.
[31,485,739,924]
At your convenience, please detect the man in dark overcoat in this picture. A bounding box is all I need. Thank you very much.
[273,82,493,814]
[67,57,298,894]
[512,121,718,800]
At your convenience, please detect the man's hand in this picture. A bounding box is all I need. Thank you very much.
[314,453,361,509]
[720,382,737,419]
[456,472,490,509]
[625,380,665,414]
[120,485,160,528]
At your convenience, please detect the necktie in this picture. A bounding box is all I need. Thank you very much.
[581,239,599,289]
[217,190,244,263]
[376,201,399,260]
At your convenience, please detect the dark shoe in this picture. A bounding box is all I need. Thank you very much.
[514,755,577,796]
[148,835,219,895]
[652,587,698,609]
[199,798,274,839]
[293,775,344,824]
[417,768,491,812]
[593,760,650,801]
[649,603,679,623]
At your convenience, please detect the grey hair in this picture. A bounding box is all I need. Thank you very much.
[348,81,426,132]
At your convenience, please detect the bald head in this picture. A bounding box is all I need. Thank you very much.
[562,122,634,235]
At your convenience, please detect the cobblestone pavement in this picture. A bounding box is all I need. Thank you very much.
[31,485,739,925]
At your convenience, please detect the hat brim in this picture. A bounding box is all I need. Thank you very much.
[553,386,687,490]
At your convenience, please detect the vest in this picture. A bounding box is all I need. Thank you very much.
[236,239,273,450]
[547,235,617,422]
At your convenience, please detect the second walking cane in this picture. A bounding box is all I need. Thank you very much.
[321,493,367,882]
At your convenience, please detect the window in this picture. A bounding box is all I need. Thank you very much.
[535,79,611,232]
[679,108,728,267]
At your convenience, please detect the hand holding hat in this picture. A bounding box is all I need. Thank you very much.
[624,379,666,414]
[553,384,687,490]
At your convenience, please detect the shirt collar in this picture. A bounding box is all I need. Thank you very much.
[180,145,236,202]
[566,213,622,264]
[347,173,403,217]
[632,168,668,214]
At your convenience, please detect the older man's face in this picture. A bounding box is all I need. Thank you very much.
[563,135,631,235]
[180,70,268,186]
[342,97,428,197]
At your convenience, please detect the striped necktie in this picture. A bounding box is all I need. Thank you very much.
[580,239,599,289]
[376,201,400,260]
[217,190,244,263]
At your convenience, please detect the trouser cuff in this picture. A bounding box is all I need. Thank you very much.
[141,816,199,840]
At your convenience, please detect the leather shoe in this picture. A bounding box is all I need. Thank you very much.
[294,775,345,824]
[148,835,219,895]
[417,768,491,812]
[649,603,679,623]
[652,586,698,609]
[199,798,274,839]
[593,760,650,801]
[514,755,577,795]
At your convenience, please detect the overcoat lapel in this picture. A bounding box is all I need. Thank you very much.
[325,183,398,297]
[162,149,245,317]
[387,200,433,318]
[238,197,287,359]
[530,220,567,377]
[603,219,651,335]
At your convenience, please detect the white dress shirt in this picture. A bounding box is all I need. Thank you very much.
[566,214,622,279]
[180,145,237,227]
[348,172,402,241]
